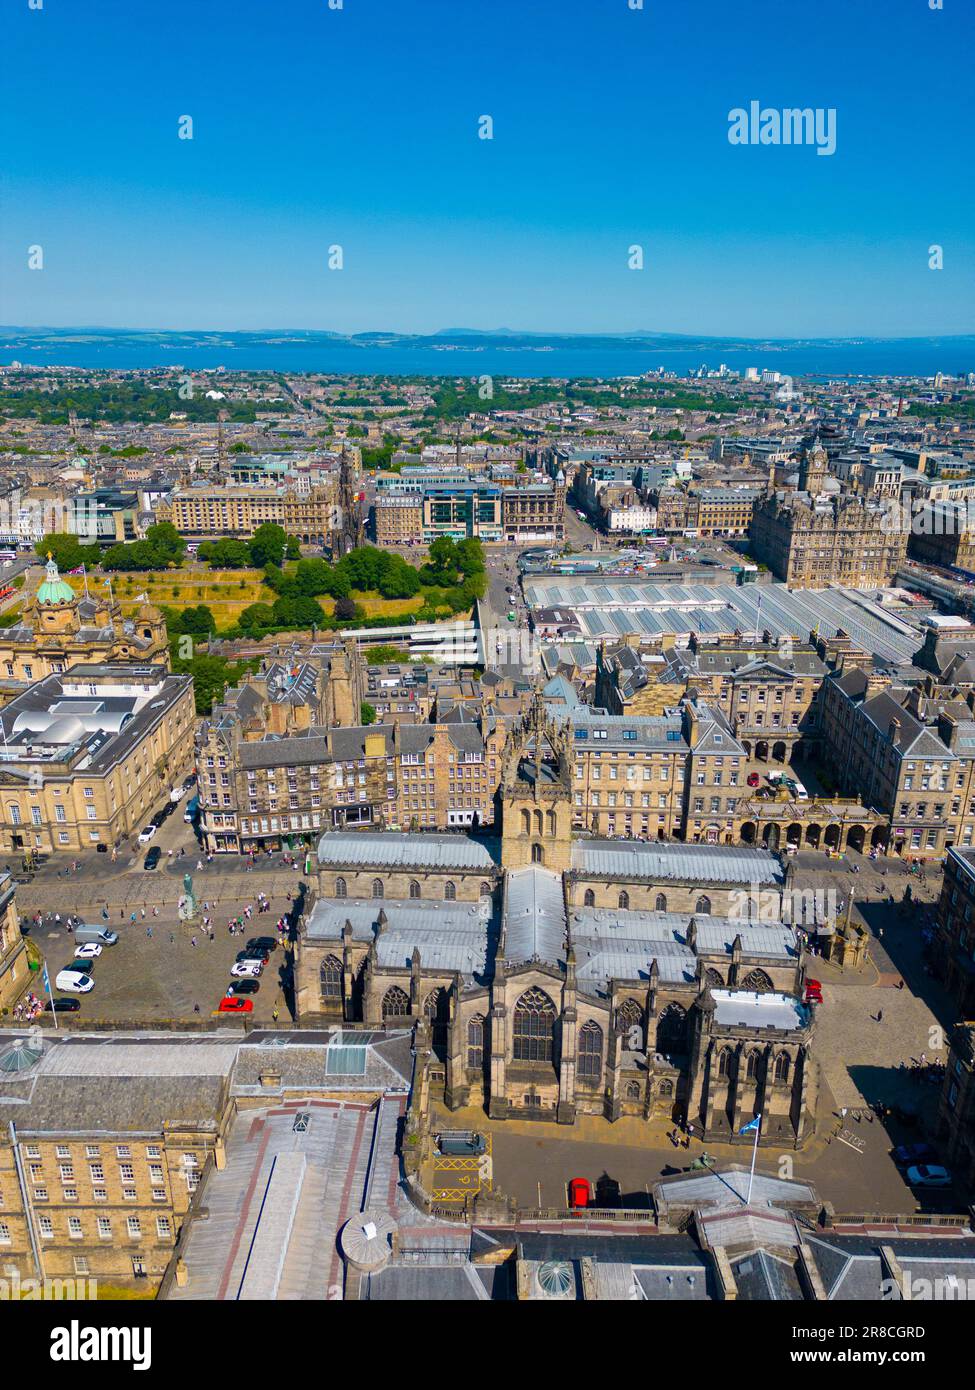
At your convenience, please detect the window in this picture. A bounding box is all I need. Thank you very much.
[618,891,629,910]
[320,955,342,1000]
[467,1015,485,1070]
[381,986,410,1020]
[513,988,556,1064]
[774,1052,791,1084]
[444,880,456,901]
[116,1146,131,1158]
[97,1217,112,1239]
[655,893,667,912]
[38,1216,53,1239]
[156,1217,172,1239]
[409,880,421,900]
[584,889,595,908]
[695,895,711,915]
[127,1217,141,1239]
[531,843,544,864]
[0,1221,9,1245]
[372,879,384,900]
[68,1217,83,1239]
[577,1020,603,1081]
[334,877,347,899]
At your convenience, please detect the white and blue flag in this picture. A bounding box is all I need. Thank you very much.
[739,1114,761,1134]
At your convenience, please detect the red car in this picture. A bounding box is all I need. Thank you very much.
[804,979,823,1005]
[747,772,761,788]
[567,1177,591,1210]
[217,996,253,1014]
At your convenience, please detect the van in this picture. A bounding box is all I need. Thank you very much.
[184,794,200,824]
[74,925,119,947]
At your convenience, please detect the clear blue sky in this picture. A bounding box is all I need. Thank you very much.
[1,0,973,338]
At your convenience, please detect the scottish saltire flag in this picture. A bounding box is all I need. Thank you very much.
[739,1114,762,1134]
[41,962,51,997]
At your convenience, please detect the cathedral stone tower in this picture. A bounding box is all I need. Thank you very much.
[499,696,574,872]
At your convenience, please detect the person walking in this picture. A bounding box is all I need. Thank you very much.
[876,1008,884,1024]
[272,1007,279,1024]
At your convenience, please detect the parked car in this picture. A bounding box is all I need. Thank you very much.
[73,943,102,960]
[182,774,196,792]
[137,825,157,844]
[247,937,278,953]
[74,926,118,946]
[230,961,263,978]
[228,979,260,995]
[55,970,94,993]
[237,949,270,966]
[747,772,761,788]
[906,1164,953,1188]
[803,978,823,1005]
[170,785,186,804]
[45,997,81,1013]
[217,996,253,1014]
[567,1177,591,1210]
[893,1142,938,1168]
[143,846,161,871]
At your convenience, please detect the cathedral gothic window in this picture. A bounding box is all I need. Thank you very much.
[695,894,711,915]
[372,879,384,900]
[409,881,421,900]
[444,881,456,901]
[741,968,773,992]
[513,988,557,1064]
[381,986,409,1020]
[655,893,667,912]
[335,877,347,899]
[320,955,342,1000]
[774,1052,791,1084]
[577,1020,603,1081]
[467,1015,485,1070]
[618,891,630,910]
[656,1002,687,1058]
[584,889,595,907]
[531,843,544,864]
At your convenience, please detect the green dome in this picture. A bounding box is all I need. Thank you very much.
[36,556,77,606]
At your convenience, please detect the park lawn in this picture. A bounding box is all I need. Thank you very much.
[64,569,278,627]
[351,589,425,619]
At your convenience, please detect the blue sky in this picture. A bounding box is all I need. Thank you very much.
[1,0,973,337]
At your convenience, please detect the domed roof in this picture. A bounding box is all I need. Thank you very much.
[36,556,77,607]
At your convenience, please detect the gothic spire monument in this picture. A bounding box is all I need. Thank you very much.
[500,695,574,871]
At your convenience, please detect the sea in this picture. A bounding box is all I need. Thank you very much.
[1,339,972,379]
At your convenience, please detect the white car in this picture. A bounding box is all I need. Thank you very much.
[137,825,157,844]
[55,970,94,993]
[73,943,102,959]
[230,961,263,979]
[906,1164,953,1188]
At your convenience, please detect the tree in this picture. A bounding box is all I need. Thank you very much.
[334,596,357,622]
[248,522,288,569]
[366,644,411,664]
[238,603,275,637]
[360,701,377,725]
[34,533,99,573]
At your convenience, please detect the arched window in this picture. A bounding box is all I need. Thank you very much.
[531,843,544,864]
[546,809,557,835]
[381,986,409,1020]
[409,880,421,900]
[655,893,667,912]
[479,882,491,899]
[615,997,644,1046]
[521,809,531,836]
[695,894,711,915]
[467,1015,485,1070]
[741,968,773,993]
[444,880,456,901]
[717,1047,734,1078]
[584,889,595,907]
[534,810,543,835]
[745,1050,761,1080]
[423,988,450,1057]
[705,967,724,989]
[512,988,556,1064]
[372,879,384,900]
[319,954,342,1000]
[334,877,347,899]
[577,1020,603,1082]
[774,1052,791,1084]
[658,1077,674,1098]
[656,1002,687,1057]
[626,1081,641,1101]
[618,891,630,910]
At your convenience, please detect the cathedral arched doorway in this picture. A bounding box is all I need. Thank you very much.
[772,741,787,763]
[805,823,821,848]
[655,1002,688,1061]
[824,823,841,850]
[847,825,865,854]
[740,821,756,844]
[786,822,802,848]
[762,822,780,852]
[756,740,769,762]
[423,987,450,1060]
[871,825,888,851]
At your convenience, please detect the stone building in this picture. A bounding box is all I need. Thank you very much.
[0,555,169,690]
[0,664,195,857]
[933,846,975,1012]
[0,872,28,1015]
[298,710,819,1147]
[749,439,908,588]
[937,1021,975,1191]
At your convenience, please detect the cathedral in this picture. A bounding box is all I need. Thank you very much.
[296,701,820,1146]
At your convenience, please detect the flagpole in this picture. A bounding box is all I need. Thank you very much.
[42,958,58,1031]
[746,1112,762,1203]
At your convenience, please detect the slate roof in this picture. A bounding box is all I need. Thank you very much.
[571,839,783,886]
[317,831,500,871]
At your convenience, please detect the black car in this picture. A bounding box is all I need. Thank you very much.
[236,948,270,964]
[182,774,196,792]
[247,937,278,952]
[229,979,260,995]
[45,997,81,1013]
[143,846,162,871]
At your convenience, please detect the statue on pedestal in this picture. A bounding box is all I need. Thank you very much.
[178,871,199,923]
